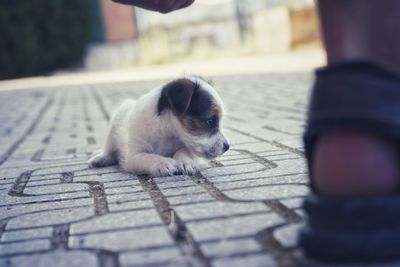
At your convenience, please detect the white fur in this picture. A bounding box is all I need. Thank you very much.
[88,77,229,176]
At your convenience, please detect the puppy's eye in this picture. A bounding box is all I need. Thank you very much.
[206,118,217,128]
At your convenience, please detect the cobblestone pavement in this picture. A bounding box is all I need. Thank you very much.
[0,73,314,267]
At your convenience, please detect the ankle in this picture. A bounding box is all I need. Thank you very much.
[313,131,400,197]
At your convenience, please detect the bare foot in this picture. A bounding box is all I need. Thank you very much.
[313,131,400,196]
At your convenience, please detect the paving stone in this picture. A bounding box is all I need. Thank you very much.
[280,197,304,209]
[70,209,163,234]
[23,183,89,195]
[175,202,269,221]
[0,198,93,221]
[107,195,153,212]
[32,164,91,176]
[0,239,51,256]
[28,174,60,181]
[25,180,62,187]
[212,254,275,267]
[186,213,284,241]
[104,185,144,195]
[219,158,254,166]
[203,158,306,182]
[153,176,196,189]
[200,163,267,178]
[168,192,215,206]
[69,227,174,251]
[119,247,186,267]
[200,238,262,258]
[73,172,130,183]
[6,207,94,230]
[0,250,98,267]
[103,180,141,189]
[273,223,303,248]
[1,227,53,242]
[0,192,92,208]
[158,184,207,197]
[211,173,308,190]
[0,177,16,185]
[231,143,281,154]
[224,184,309,201]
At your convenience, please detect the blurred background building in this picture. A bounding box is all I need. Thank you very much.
[0,0,320,80]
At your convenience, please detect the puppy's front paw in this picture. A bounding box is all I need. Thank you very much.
[175,158,197,175]
[88,151,116,168]
[150,158,178,177]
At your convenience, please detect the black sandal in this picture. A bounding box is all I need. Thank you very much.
[300,61,400,262]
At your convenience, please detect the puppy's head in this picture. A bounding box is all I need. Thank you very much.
[158,76,230,159]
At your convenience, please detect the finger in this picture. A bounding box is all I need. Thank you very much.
[157,1,184,13]
[179,0,195,9]
[158,0,195,13]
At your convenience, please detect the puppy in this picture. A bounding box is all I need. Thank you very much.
[88,76,230,176]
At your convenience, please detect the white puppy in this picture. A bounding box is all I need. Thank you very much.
[88,76,230,176]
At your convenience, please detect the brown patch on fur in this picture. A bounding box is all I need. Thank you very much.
[179,105,221,136]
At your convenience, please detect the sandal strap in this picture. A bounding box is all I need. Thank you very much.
[304,61,400,190]
[304,194,400,232]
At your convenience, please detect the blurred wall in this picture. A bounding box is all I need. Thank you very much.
[133,0,321,64]
[253,4,320,53]
[101,0,137,42]
[289,6,320,48]
[85,0,139,70]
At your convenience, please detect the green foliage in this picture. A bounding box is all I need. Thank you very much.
[0,0,91,79]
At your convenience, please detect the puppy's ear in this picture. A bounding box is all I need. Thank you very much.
[158,79,197,114]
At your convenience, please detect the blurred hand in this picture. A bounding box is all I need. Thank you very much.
[112,0,195,13]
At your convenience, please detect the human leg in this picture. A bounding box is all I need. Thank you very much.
[314,0,400,196]
[301,0,400,261]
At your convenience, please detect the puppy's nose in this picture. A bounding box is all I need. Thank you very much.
[223,142,230,152]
